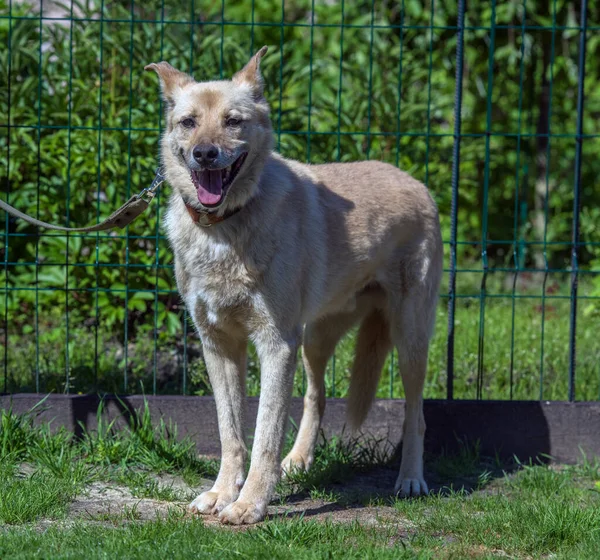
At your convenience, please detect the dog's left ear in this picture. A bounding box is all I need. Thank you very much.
[145,61,194,106]
[232,46,268,100]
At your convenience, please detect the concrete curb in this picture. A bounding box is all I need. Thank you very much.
[2,394,599,463]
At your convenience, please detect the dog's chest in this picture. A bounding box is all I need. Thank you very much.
[174,237,261,327]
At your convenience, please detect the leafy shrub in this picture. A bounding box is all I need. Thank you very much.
[1,0,599,393]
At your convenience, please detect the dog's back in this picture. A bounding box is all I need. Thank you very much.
[257,156,443,323]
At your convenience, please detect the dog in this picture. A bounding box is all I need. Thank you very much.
[145,46,443,525]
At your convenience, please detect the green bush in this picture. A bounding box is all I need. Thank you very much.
[1,0,599,395]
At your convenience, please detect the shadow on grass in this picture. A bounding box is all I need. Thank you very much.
[276,432,548,518]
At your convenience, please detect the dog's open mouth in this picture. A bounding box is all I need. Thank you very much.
[190,152,248,207]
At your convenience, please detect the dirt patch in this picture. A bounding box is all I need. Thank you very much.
[267,466,418,531]
[36,463,491,530]
[269,498,403,526]
[37,467,415,530]
[69,482,183,522]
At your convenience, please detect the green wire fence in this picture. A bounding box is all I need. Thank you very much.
[1,0,599,401]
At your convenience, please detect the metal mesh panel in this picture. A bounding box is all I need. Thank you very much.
[1,0,598,400]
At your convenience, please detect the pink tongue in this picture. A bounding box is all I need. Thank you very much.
[196,169,223,205]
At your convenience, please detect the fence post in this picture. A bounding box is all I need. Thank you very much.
[568,0,588,403]
[446,0,466,400]
[3,0,13,395]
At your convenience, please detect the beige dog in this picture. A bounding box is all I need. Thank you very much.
[146,46,443,525]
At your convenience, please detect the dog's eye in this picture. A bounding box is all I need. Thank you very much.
[226,117,241,127]
[181,118,196,129]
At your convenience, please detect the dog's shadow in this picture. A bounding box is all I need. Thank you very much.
[273,449,526,520]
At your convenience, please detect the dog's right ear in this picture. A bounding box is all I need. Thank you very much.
[144,62,194,106]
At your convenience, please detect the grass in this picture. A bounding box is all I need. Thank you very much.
[0,400,217,527]
[393,460,600,558]
[1,403,600,559]
[0,473,77,525]
[278,428,393,497]
[0,516,418,560]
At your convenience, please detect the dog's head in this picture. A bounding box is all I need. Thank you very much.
[145,47,272,214]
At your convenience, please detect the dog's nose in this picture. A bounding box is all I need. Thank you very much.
[192,144,219,165]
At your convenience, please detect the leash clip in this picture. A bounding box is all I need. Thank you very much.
[137,167,166,204]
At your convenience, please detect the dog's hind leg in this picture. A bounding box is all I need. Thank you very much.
[388,283,437,498]
[281,311,358,475]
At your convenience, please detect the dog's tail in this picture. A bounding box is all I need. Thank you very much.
[346,309,392,432]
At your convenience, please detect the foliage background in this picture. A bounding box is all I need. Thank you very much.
[1,0,599,399]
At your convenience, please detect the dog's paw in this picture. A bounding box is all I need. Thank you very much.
[281,452,312,477]
[218,500,266,525]
[188,490,237,516]
[394,476,429,498]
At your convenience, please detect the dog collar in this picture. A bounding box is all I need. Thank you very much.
[185,203,241,228]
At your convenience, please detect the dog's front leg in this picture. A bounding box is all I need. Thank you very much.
[219,330,299,525]
[189,334,248,515]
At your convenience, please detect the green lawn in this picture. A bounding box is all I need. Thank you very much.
[1,401,600,559]
[5,289,600,401]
